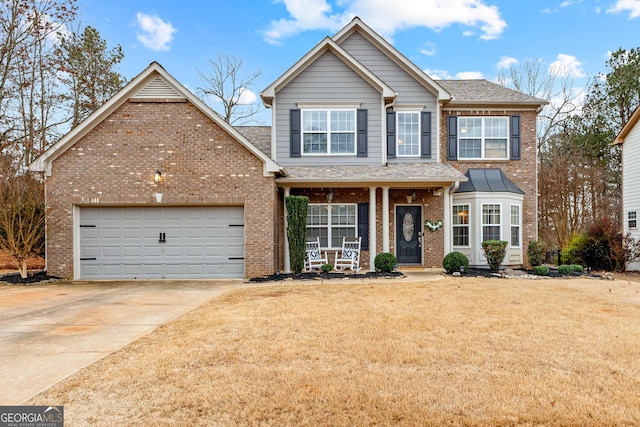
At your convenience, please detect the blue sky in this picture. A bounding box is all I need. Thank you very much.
[77,0,640,124]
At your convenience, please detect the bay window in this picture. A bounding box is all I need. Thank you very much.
[452,204,470,246]
[510,204,520,247]
[482,204,501,241]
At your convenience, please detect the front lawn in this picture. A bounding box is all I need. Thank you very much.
[28,276,640,426]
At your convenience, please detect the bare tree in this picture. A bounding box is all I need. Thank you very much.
[496,58,584,151]
[0,174,46,278]
[0,0,78,170]
[196,54,262,125]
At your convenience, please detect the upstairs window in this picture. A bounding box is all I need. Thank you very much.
[458,117,508,160]
[396,112,420,157]
[302,110,355,155]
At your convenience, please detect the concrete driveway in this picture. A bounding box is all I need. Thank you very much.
[0,280,245,405]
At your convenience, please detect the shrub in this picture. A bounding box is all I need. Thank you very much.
[442,251,469,274]
[559,264,584,275]
[570,264,583,273]
[320,263,332,273]
[561,233,587,265]
[533,265,550,276]
[285,195,309,274]
[527,240,546,267]
[557,265,572,275]
[481,240,508,272]
[374,252,397,273]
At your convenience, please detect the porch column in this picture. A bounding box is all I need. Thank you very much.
[443,186,452,256]
[382,186,390,252]
[283,187,290,273]
[369,186,377,270]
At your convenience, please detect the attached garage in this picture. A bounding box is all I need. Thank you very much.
[77,206,244,280]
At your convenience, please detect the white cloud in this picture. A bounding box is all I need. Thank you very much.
[497,56,518,70]
[263,0,507,44]
[420,42,436,56]
[456,71,485,79]
[136,13,177,51]
[560,0,582,7]
[236,88,258,105]
[607,0,640,18]
[424,68,484,80]
[549,54,586,78]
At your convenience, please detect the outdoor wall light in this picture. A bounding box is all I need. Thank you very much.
[154,170,162,184]
[326,189,334,203]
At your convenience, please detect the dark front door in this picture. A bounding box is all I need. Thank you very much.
[396,206,421,264]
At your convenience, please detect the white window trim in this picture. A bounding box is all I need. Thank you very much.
[452,203,471,248]
[481,203,502,242]
[301,108,357,156]
[458,116,509,161]
[396,111,421,158]
[510,203,521,248]
[307,203,358,249]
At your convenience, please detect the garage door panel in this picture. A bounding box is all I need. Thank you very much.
[81,245,100,258]
[102,228,122,239]
[102,246,122,258]
[79,207,244,279]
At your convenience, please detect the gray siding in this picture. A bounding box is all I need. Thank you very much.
[340,32,439,162]
[275,51,383,166]
[623,123,640,270]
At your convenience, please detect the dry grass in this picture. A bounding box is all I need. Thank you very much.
[28,276,640,426]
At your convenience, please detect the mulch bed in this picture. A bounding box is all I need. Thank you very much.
[0,271,62,285]
[459,267,601,279]
[249,271,404,283]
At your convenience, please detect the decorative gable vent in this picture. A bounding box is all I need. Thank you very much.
[133,76,183,99]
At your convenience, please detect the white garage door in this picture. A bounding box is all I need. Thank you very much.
[79,207,244,279]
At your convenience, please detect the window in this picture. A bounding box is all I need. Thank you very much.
[459,117,508,159]
[452,204,470,246]
[510,205,520,247]
[397,112,420,157]
[629,211,637,229]
[302,110,355,155]
[482,204,501,242]
[307,204,357,248]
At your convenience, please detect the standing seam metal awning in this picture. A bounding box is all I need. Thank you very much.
[455,168,524,194]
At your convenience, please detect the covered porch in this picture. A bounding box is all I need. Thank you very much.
[277,163,467,272]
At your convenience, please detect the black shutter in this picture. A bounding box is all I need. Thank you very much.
[510,115,521,160]
[421,111,432,158]
[447,115,457,160]
[357,109,368,157]
[358,202,369,250]
[386,110,396,158]
[290,109,301,157]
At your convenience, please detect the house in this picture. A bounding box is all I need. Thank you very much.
[613,106,640,270]
[30,17,545,280]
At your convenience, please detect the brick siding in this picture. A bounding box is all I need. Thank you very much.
[45,99,278,279]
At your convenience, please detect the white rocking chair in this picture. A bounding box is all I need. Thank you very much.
[305,237,328,271]
[334,237,362,272]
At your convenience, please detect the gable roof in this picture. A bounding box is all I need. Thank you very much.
[30,62,283,176]
[437,80,547,108]
[260,36,395,106]
[613,105,640,145]
[456,168,524,194]
[332,17,450,101]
